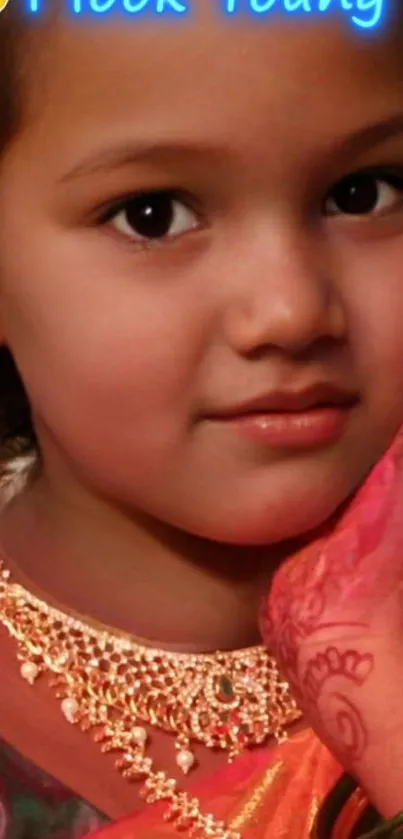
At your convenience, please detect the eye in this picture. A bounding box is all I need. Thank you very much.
[102,190,200,244]
[324,171,403,217]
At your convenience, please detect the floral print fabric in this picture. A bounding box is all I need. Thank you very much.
[0,740,110,838]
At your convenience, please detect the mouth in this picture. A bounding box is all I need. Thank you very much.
[211,384,358,418]
[207,384,359,449]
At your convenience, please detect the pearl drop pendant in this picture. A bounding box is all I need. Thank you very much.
[61,697,79,723]
[20,661,39,685]
[176,749,195,774]
[132,726,147,746]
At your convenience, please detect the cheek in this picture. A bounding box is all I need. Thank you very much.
[339,244,403,410]
[0,240,207,476]
[355,301,403,408]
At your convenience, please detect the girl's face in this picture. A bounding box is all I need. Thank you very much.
[1,8,403,545]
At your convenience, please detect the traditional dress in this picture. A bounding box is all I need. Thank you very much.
[0,729,340,838]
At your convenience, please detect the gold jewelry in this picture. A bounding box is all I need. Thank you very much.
[0,557,301,839]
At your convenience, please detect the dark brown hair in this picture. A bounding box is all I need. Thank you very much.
[0,3,38,466]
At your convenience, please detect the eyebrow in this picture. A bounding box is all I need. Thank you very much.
[59,140,230,182]
[330,113,403,159]
[59,113,403,183]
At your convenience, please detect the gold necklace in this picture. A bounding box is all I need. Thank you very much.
[0,556,301,839]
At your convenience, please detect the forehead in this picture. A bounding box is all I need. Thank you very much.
[16,7,403,170]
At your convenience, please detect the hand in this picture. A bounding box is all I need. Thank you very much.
[260,429,403,819]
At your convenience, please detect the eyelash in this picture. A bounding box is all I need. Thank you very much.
[96,166,403,251]
[98,189,202,250]
[323,167,403,217]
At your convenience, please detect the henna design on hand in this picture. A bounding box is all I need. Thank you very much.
[301,647,374,764]
[303,647,374,705]
[260,429,403,780]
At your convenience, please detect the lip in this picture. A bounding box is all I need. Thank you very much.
[207,384,359,449]
[210,383,358,418]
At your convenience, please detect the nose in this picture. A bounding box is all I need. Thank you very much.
[223,227,346,356]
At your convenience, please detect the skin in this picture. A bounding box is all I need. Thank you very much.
[0,4,403,816]
[262,427,403,818]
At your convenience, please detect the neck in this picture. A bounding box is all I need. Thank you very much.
[0,466,287,653]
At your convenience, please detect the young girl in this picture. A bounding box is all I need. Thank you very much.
[0,1,403,837]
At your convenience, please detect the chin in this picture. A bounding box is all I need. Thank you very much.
[186,493,342,547]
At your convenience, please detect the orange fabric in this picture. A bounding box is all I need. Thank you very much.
[332,790,368,839]
[89,729,341,839]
